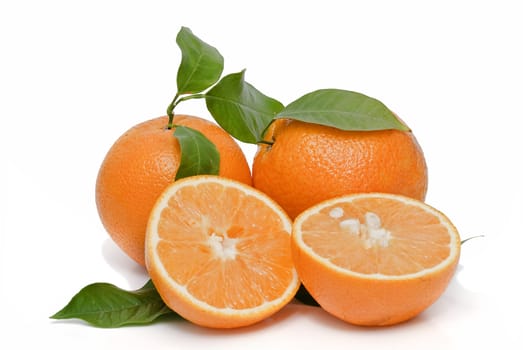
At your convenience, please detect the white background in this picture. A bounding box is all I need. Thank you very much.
[1,0,522,349]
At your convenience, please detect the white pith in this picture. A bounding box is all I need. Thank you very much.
[334,209,392,248]
[208,232,238,260]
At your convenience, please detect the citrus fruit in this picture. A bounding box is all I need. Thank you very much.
[95,115,252,266]
[252,119,428,219]
[145,175,300,328]
[291,192,460,326]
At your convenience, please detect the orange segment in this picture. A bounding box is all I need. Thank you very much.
[292,193,460,326]
[145,175,299,328]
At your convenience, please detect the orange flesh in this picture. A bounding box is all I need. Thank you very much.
[300,197,451,276]
[155,182,294,309]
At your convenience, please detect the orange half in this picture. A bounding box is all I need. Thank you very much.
[291,193,461,326]
[145,175,299,328]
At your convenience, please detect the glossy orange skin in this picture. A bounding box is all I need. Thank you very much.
[96,115,252,266]
[252,119,428,219]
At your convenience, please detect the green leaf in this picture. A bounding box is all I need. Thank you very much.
[205,70,284,144]
[277,89,410,131]
[50,280,175,328]
[173,125,220,180]
[176,26,224,95]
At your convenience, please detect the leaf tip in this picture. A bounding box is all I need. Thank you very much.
[49,307,68,320]
[178,26,191,35]
[396,120,411,132]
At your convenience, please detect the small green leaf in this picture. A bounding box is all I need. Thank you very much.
[173,125,220,180]
[277,89,410,131]
[205,70,284,144]
[50,280,175,328]
[176,26,224,95]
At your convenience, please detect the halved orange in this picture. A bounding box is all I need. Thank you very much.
[291,193,461,326]
[145,175,300,328]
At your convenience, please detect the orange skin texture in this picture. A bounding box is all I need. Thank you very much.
[95,115,252,266]
[253,119,428,219]
[291,232,460,326]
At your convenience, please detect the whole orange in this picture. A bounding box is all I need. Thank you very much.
[95,115,252,266]
[252,119,428,219]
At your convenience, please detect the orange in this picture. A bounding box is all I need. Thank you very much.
[95,115,252,266]
[252,119,428,219]
[291,193,460,326]
[145,175,300,328]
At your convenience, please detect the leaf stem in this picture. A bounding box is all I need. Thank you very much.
[176,93,206,105]
[166,93,180,129]
[166,93,206,129]
[461,235,485,245]
[257,140,274,146]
